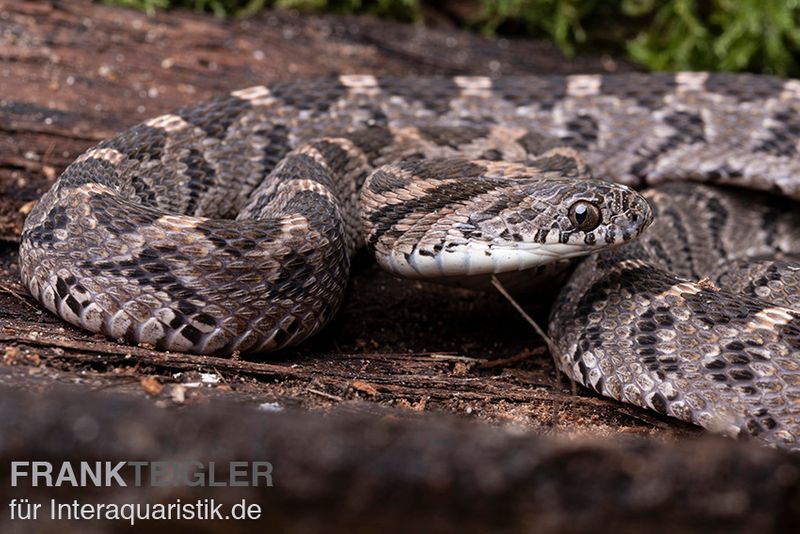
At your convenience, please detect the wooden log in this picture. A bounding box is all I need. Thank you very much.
[0,385,797,533]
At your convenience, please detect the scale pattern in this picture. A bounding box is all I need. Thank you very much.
[18,73,800,449]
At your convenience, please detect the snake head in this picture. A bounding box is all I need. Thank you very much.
[518,177,655,254]
[363,160,653,279]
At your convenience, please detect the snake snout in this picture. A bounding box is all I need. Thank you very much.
[612,189,654,244]
[369,177,654,281]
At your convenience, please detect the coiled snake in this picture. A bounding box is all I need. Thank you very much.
[19,73,800,451]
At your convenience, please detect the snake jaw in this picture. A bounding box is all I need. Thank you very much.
[373,179,653,280]
[378,239,589,279]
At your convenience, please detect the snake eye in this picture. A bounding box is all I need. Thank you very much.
[568,201,601,232]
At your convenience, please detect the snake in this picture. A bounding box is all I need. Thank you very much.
[18,72,800,451]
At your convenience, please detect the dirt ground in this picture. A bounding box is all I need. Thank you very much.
[1,2,798,531]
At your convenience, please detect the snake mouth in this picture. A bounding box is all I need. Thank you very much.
[380,240,590,279]
[379,190,654,280]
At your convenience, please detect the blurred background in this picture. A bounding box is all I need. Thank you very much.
[106,0,800,76]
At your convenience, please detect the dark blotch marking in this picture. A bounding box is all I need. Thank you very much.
[627,111,706,180]
[729,369,754,381]
[65,295,83,316]
[704,73,786,102]
[530,153,581,177]
[636,320,657,332]
[599,73,677,108]
[312,139,352,171]
[378,76,460,115]
[56,277,70,299]
[757,109,800,157]
[176,94,251,139]
[89,192,162,229]
[347,126,396,164]
[180,324,203,345]
[260,123,291,174]
[663,111,706,145]
[563,114,599,151]
[481,149,502,161]
[177,301,198,316]
[279,190,343,245]
[285,317,300,334]
[99,124,166,162]
[745,419,763,436]
[56,157,124,190]
[650,392,668,415]
[169,313,186,329]
[194,313,217,327]
[515,131,563,156]
[182,148,217,216]
[726,340,745,351]
[493,76,567,111]
[269,79,348,112]
[417,125,490,149]
[79,246,207,314]
[366,161,495,247]
[272,328,288,348]
[24,204,72,246]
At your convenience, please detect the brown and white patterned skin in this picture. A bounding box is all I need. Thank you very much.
[550,183,800,450]
[18,73,800,450]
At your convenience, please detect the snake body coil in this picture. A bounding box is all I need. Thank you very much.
[19,73,800,450]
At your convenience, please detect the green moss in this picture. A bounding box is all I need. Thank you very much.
[102,0,421,18]
[102,0,800,75]
[624,0,800,76]
[103,0,266,16]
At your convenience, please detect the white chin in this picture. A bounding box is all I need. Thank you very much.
[379,242,588,279]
